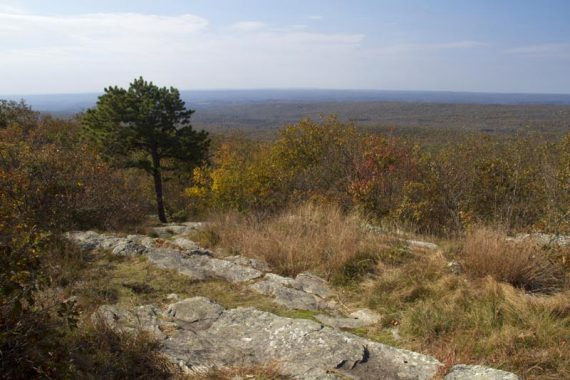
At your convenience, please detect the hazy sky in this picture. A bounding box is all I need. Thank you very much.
[1,0,570,94]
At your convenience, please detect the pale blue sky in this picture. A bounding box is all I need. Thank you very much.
[1,0,570,94]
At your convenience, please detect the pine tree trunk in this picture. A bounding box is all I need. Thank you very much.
[151,149,167,223]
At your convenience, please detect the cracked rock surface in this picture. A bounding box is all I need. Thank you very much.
[95,297,442,380]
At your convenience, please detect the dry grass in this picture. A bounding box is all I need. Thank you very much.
[460,227,565,293]
[68,319,180,380]
[199,203,389,278]
[335,228,570,380]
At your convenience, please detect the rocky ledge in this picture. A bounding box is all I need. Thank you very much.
[67,226,521,380]
[95,296,520,380]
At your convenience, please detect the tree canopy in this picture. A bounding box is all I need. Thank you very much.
[83,77,209,222]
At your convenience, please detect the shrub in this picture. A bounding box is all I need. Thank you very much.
[460,227,565,293]
[187,115,362,213]
[270,115,360,204]
[395,135,557,234]
[349,135,418,218]
[0,117,149,232]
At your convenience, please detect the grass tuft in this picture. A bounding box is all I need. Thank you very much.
[460,227,565,293]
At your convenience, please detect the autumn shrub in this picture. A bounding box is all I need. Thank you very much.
[395,135,559,234]
[270,115,360,204]
[0,107,153,378]
[349,134,418,218]
[538,133,570,233]
[460,227,565,293]
[394,149,463,234]
[0,233,82,379]
[187,138,282,212]
[0,99,38,130]
[187,115,361,213]
[0,117,149,232]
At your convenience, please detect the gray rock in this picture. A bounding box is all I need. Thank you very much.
[145,248,211,280]
[172,237,200,251]
[350,309,381,324]
[99,298,443,380]
[508,233,570,247]
[250,272,334,311]
[151,222,206,237]
[224,255,271,272]
[406,239,439,251]
[250,275,323,310]
[111,239,147,256]
[94,304,165,338]
[146,247,262,284]
[166,297,224,329]
[65,231,121,251]
[314,308,380,329]
[448,261,463,275]
[295,273,334,298]
[444,365,520,380]
[347,341,442,380]
[166,293,179,302]
[126,234,156,249]
[66,231,262,283]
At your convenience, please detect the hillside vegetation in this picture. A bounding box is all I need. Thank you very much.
[0,97,569,379]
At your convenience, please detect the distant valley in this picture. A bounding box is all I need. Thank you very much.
[4,89,570,139]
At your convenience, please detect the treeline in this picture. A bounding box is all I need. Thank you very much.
[188,115,570,235]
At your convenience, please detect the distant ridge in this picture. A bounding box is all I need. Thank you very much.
[4,89,570,115]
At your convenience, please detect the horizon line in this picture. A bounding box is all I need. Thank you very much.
[3,87,570,98]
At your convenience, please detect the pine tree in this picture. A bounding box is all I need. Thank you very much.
[83,77,209,223]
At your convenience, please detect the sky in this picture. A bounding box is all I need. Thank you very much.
[1,0,570,94]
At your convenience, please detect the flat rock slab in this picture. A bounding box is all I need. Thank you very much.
[145,247,263,284]
[95,297,444,380]
[66,230,263,284]
[249,273,334,311]
[444,365,521,380]
[315,309,381,329]
[405,239,439,251]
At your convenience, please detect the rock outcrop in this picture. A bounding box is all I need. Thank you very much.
[95,297,442,380]
[68,226,521,380]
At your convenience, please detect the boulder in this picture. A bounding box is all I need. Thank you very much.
[508,233,570,247]
[151,222,206,237]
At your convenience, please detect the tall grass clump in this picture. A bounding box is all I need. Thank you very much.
[205,203,387,278]
[460,227,565,293]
